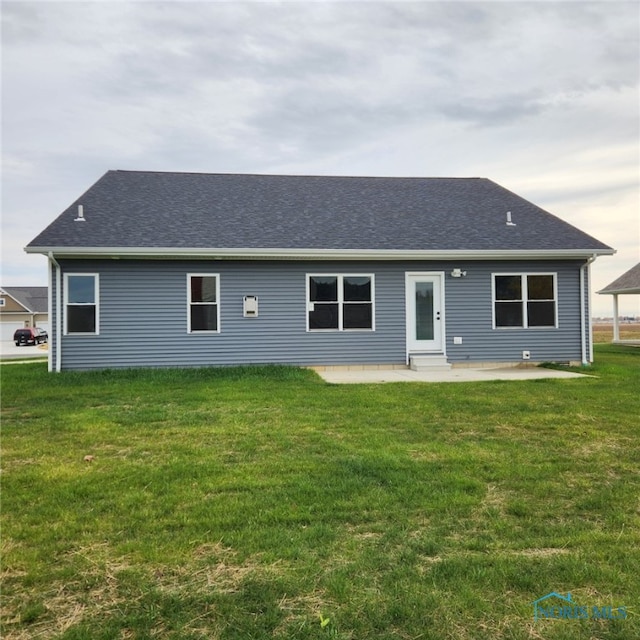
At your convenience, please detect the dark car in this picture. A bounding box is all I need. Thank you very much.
[13,327,48,346]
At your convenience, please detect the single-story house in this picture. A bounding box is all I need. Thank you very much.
[25,171,614,372]
[0,286,49,341]
[597,262,640,342]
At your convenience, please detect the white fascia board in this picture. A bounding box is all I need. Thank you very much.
[25,246,616,260]
[597,287,640,295]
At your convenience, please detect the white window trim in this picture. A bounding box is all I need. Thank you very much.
[492,272,558,329]
[306,273,375,332]
[187,273,220,334]
[0,298,5,307]
[63,273,100,335]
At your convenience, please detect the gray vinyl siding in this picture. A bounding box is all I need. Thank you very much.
[53,258,587,370]
[444,261,583,363]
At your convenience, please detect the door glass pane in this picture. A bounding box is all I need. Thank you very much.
[415,282,434,340]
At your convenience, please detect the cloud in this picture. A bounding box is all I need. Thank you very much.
[1,1,638,314]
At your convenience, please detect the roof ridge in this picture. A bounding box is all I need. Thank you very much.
[111,170,485,180]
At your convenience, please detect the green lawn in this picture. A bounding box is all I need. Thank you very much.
[2,345,638,639]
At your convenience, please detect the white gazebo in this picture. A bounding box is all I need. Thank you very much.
[597,262,640,342]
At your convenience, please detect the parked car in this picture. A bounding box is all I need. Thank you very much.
[13,327,48,346]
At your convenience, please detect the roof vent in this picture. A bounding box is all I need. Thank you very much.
[506,211,516,226]
[74,205,86,222]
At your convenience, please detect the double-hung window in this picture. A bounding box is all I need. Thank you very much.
[493,273,557,328]
[188,274,219,332]
[307,274,374,331]
[65,274,99,334]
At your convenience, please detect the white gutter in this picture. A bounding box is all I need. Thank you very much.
[47,252,62,373]
[588,259,596,363]
[580,255,598,366]
[25,246,616,260]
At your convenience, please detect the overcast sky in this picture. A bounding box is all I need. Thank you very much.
[2,0,638,315]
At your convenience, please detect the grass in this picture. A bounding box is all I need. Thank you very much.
[1,346,639,639]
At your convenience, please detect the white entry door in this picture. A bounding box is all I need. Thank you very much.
[406,273,445,353]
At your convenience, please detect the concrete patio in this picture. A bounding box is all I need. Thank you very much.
[313,364,592,384]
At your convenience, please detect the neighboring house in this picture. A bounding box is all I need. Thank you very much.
[0,286,49,341]
[597,262,640,342]
[25,171,614,372]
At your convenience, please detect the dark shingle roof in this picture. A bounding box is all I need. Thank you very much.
[598,262,640,295]
[2,287,48,313]
[26,171,613,255]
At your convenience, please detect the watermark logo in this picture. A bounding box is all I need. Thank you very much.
[531,591,627,622]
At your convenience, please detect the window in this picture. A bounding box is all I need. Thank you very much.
[0,298,5,307]
[307,274,374,331]
[188,274,219,332]
[493,274,556,328]
[65,274,99,334]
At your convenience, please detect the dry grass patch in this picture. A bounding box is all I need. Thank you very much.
[272,591,338,637]
[2,546,133,640]
[480,483,508,510]
[2,540,308,640]
[507,548,570,559]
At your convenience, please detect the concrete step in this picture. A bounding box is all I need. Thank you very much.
[409,354,451,372]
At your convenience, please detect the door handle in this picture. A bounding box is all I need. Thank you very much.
[436,311,441,320]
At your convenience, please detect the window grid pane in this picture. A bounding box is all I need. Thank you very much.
[310,277,338,302]
[189,275,219,332]
[343,277,371,302]
[527,301,555,327]
[527,275,554,300]
[68,275,96,304]
[494,274,556,328]
[495,275,522,301]
[343,303,372,329]
[308,275,373,331]
[495,302,524,327]
[191,305,218,331]
[65,274,97,334]
[309,303,339,329]
[67,306,96,333]
[191,276,217,303]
